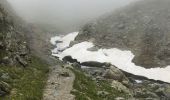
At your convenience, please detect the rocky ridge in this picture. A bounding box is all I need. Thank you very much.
[75,0,170,68]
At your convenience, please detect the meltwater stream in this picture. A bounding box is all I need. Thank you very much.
[51,32,170,83]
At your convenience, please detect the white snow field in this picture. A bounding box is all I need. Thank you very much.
[51,32,170,83]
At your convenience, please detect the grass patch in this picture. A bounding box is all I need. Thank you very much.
[0,56,49,100]
[70,68,130,100]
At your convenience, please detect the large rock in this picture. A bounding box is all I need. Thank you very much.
[81,61,111,68]
[62,56,79,63]
[103,65,127,82]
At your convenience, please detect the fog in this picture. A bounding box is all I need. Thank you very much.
[7,0,137,33]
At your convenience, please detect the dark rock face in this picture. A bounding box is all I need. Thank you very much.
[75,0,170,68]
[81,61,107,68]
[62,56,79,63]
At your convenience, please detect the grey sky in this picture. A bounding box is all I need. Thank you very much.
[7,0,137,33]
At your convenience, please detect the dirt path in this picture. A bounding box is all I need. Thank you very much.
[43,65,75,100]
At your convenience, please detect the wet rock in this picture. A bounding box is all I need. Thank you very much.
[62,56,78,63]
[55,40,63,44]
[81,61,106,68]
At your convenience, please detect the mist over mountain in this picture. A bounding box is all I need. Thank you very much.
[75,0,170,68]
[1,0,170,99]
[7,0,137,33]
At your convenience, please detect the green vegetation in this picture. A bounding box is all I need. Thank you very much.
[70,68,129,100]
[0,56,49,100]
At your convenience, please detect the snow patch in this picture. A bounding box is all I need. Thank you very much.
[50,32,79,53]
[51,32,170,83]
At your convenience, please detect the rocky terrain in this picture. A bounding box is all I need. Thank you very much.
[0,1,29,68]
[75,0,170,68]
[1,0,170,99]
[62,0,170,99]
[0,0,50,99]
[59,55,170,99]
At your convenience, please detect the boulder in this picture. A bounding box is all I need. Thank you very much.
[62,56,79,63]
[102,66,125,81]
[55,40,63,44]
[81,61,109,68]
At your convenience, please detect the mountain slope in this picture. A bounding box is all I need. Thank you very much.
[75,0,170,68]
[0,1,49,99]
